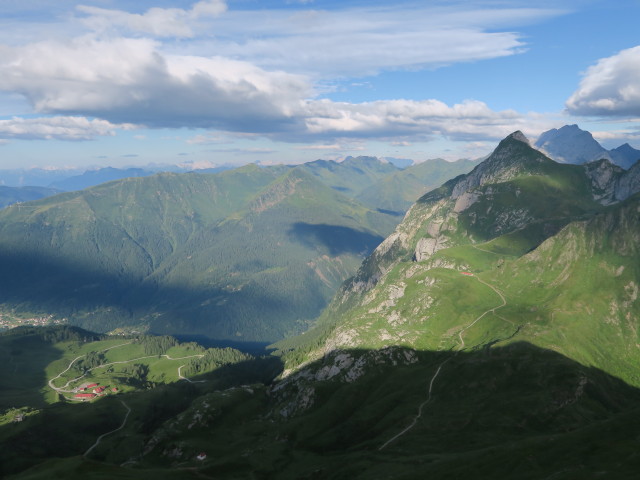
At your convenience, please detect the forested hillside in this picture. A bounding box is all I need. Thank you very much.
[0,164,397,342]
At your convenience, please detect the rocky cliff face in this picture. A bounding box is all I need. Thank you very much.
[583,158,640,204]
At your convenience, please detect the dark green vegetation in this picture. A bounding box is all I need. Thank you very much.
[0,326,280,479]
[0,185,61,209]
[0,163,390,342]
[0,326,253,411]
[4,342,640,479]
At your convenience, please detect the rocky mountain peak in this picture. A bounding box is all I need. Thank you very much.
[506,130,530,144]
[450,131,548,199]
[535,124,609,165]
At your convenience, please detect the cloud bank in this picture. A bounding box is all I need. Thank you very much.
[0,1,566,145]
[0,116,130,141]
[566,46,640,117]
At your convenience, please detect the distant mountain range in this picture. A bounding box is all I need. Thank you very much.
[535,124,640,168]
[0,185,62,209]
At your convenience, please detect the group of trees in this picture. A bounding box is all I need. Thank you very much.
[183,347,252,377]
[74,351,107,373]
[135,335,179,355]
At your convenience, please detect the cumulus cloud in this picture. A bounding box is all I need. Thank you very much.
[566,46,640,117]
[0,116,131,141]
[76,0,227,38]
[0,36,312,131]
[0,33,549,143]
[299,99,532,142]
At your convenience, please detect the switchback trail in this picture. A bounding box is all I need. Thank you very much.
[48,342,205,394]
[83,400,131,457]
[379,272,507,450]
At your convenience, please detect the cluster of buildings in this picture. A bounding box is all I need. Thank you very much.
[73,383,118,401]
[0,314,66,330]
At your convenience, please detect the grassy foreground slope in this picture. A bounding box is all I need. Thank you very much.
[4,343,640,479]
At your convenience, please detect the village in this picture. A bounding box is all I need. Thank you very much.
[0,313,67,330]
[73,382,119,401]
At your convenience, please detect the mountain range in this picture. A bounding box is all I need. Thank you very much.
[0,156,475,344]
[2,130,640,478]
[535,124,640,168]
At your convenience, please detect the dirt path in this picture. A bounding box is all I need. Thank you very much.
[379,357,451,450]
[379,273,507,450]
[83,400,131,457]
[178,364,207,384]
[457,276,507,350]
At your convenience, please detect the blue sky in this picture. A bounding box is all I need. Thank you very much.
[0,0,639,169]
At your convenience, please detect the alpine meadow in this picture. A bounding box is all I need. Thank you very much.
[1,1,640,479]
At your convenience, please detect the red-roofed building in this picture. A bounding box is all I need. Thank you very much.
[86,383,99,389]
[74,393,96,400]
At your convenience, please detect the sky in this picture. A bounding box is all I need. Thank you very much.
[0,0,639,169]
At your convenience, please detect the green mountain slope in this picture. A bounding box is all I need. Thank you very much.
[297,155,399,197]
[0,165,396,342]
[275,133,640,388]
[356,158,478,214]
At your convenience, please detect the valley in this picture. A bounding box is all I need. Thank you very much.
[3,0,640,477]
[2,129,640,479]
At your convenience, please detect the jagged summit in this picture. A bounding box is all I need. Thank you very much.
[609,143,640,169]
[448,130,550,199]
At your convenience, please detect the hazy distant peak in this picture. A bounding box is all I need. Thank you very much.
[535,124,607,165]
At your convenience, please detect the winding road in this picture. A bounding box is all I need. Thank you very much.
[379,272,507,450]
[48,342,205,394]
[83,400,131,457]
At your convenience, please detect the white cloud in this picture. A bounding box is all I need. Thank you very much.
[204,5,562,77]
[0,34,559,144]
[566,46,640,117]
[76,0,227,38]
[0,36,312,131]
[0,116,131,141]
[299,98,536,142]
[294,144,342,151]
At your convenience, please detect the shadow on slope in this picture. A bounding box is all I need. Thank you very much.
[7,342,640,479]
[0,328,78,409]
[288,222,384,256]
[0,353,284,478]
[0,246,335,344]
